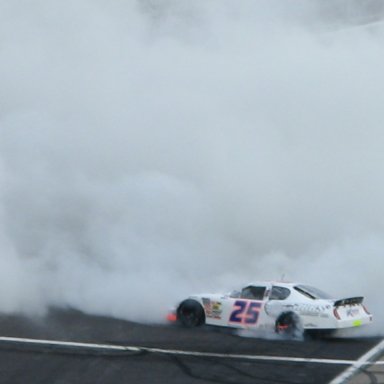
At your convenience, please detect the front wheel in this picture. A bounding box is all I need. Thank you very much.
[275,312,303,339]
[177,299,205,327]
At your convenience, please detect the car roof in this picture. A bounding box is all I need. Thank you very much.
[245,281,299,288]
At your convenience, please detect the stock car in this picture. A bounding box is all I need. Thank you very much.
[168,281,373,337]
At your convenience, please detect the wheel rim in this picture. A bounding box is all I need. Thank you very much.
[276,313,298,336]
[180,307,199,326]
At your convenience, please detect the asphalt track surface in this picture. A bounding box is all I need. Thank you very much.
[0,308,381,384]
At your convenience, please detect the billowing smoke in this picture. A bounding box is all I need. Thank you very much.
[1,0,384,332]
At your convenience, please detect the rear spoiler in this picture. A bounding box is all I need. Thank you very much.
[334,297,364,307]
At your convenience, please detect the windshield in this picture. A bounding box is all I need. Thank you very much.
[294,285,333,300]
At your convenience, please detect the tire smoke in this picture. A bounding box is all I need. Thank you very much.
[0,1,383,333]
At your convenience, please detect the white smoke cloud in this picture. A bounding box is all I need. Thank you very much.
[0,0,384,334]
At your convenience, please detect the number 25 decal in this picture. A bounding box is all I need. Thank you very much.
[229,300,262,325]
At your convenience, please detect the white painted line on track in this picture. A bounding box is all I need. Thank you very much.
[329,338,384,384]
[0,337,140,352]
[1,336,384,368]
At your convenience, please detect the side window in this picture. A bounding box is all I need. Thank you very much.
[241,286,266,300]
[269,286,290,300]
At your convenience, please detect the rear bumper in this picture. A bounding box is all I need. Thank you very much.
[303,314,373,330]
[335,314,373,329]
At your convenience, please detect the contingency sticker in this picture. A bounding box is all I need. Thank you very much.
[202,298,222,319]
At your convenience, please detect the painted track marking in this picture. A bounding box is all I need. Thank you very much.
[329,338,384,384]
[1,336,384,368]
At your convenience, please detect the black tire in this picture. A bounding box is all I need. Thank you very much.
[275,312,303,339]
[177,299,205,327]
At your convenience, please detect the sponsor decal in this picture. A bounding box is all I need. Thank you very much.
[346,307,360,317]
[289,304,331,317]
[202,298,222,319]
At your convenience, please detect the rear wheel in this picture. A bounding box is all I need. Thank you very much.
[177,299,205,327]
[275,312,302,339]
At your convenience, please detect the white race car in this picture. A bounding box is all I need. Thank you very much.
[168,281,372,337]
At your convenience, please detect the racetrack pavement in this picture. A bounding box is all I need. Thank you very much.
[0,308,381,384]
[348,350,384,384]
